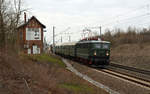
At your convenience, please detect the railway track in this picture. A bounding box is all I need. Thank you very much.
[66,59,150,90]
[110,63,150,76]
[97,69,150,90]
[91,63,150,90]
[101,63,150,89]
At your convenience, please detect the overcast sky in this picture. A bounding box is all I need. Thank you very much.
[25,0,150,44]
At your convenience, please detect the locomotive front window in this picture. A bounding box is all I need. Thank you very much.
[93,44,102,48]
[102,43,110,49]
[93,43,110,49]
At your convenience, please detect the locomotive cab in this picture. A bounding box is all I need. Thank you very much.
[89,41,110,65]
[76,40,110,66]
[86,41,110,65]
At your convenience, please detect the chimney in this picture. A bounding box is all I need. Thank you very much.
[24,12,26,23]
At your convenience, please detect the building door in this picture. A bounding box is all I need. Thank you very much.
[33,45,37,54]
[37,48,41,54]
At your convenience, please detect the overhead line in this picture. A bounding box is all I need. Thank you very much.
[102,13,150,27]
[55,27,71,36]
[116,15,150,27]
[86,13,150,28]
[79,4,150,30]
[88,4,147,26]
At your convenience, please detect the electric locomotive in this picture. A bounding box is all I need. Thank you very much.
[76,39,110,65]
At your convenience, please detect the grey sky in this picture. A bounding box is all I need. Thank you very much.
[25,0,150,44]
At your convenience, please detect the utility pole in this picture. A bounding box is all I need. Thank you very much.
[147,4,150,15]
[61,36,62,43]
[69,36,71,42]
[53,26,55,53]
[99,26,101,38]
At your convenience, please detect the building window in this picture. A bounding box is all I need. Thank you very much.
[26,28,41,40]
[34,28,39,39]
[28,28,31,31]
[19,31,23,40]
[35,31,39,39]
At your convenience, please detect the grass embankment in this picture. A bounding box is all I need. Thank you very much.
[24,54,107,94]
[110,43,150,71]
[59,83,93,94]
[24,54,65,67]
[0,53,108,94]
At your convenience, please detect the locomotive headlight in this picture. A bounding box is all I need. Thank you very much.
[94,51,97,56]
[106,51,109,56]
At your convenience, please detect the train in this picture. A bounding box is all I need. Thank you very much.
[53,37,110,66]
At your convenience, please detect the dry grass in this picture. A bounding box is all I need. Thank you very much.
[0,52,108,94]
[111,43,150,71]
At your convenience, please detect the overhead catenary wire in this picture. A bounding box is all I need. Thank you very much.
[84,4,150,30]
[133,20,150,27]
[55,27,71,36]
[116,15,150,28]
[102,13,150,27]
[83,4,148,28]
[85,10,150,35]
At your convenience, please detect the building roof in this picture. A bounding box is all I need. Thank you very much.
[18,16,46,29]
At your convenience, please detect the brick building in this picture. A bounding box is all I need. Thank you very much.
[18,13,46,54]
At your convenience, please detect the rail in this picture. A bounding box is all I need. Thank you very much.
[110,63,150,76]
[98,69,150,89]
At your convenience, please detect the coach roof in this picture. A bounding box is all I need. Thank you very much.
[77,40,110,44]
[56,42,77,46]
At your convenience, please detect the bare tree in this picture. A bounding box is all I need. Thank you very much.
[0,0,5,48]
[0,0,26,52]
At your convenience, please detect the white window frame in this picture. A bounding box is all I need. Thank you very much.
[26,28,41,40]
[34,28,40,39]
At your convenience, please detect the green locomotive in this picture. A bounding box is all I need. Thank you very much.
[54,38,110,66]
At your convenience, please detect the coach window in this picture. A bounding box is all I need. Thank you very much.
[82,44,84,48]
[87,43,89,48]
[85,43,88,48]
[78,44,80,48]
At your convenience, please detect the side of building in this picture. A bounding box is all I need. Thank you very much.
[18,14,46,54]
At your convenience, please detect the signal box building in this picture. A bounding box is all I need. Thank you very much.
[18,14,46,54]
